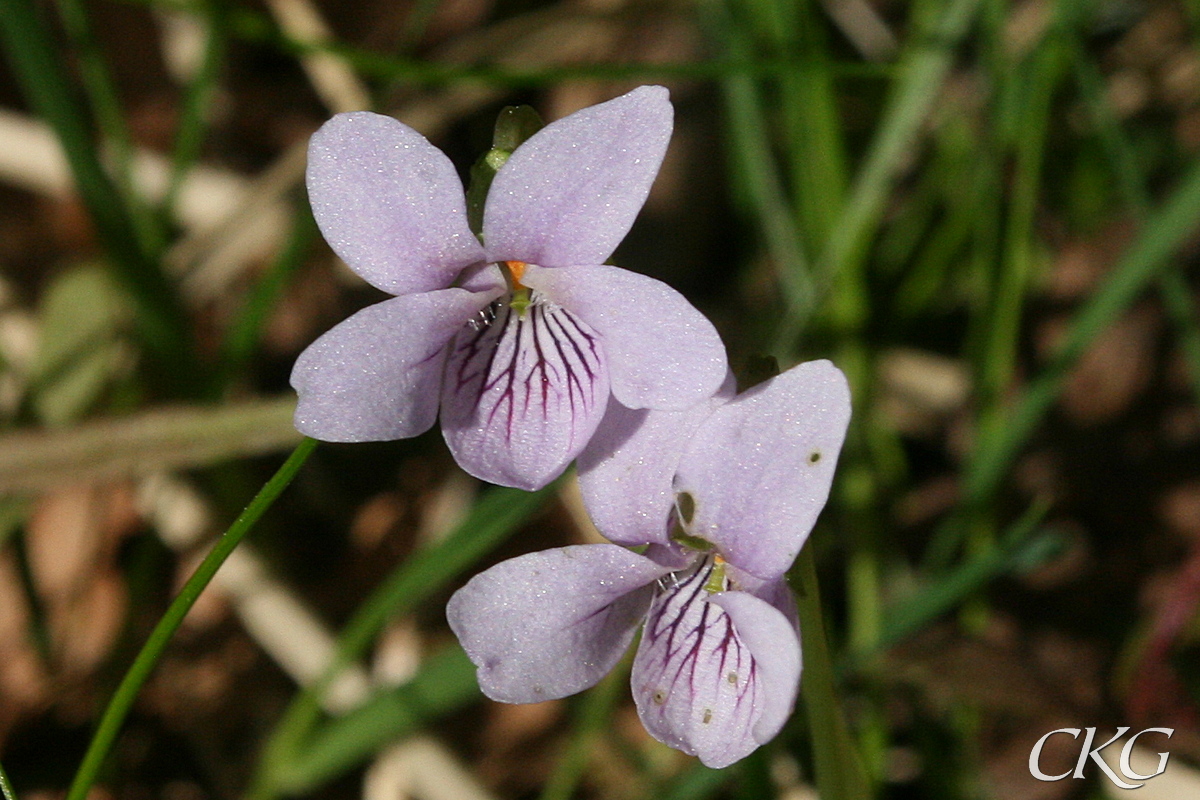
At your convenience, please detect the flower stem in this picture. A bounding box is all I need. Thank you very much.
[792,540,872,800]
[0,759,17,800]
[65,437,319,800]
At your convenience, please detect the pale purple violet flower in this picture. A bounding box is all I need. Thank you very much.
[447,360,851,767]
[290,86,728,490]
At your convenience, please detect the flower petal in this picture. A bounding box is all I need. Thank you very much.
[441,298,610,490]
[447,544,671,703]
[709,589,801,745]
[523,264,727,410]
[631,562,800,768]
[673,360,851,580]
[482,86,672,267]
[307,112,484,295]
[291,288,497,441]
[577,376,734,547]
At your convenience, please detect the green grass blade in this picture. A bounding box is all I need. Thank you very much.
[0,0,201,395]
[1075,48,1200,406]
[0,500,28,555]
[274,646,481,793]
[792,541,873,800]
[65,438,317,800]
[816,0,982,290]
[965,156,1200,505]
[11,530,53,668]
[711,0,814,336]
[878,501,1053,652]
[53,0,165,255]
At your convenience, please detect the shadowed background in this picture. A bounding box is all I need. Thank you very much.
[0,0,1199,798]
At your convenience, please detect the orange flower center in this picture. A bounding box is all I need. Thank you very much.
[504,260,528,289]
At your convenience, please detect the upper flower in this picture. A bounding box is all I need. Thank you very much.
[447,361,851,767]
[290,86,728,489]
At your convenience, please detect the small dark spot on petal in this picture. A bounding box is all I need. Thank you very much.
[652,690,666,705]
[726,671,738,685]
[809,451,821,464]
[702,708,713,724]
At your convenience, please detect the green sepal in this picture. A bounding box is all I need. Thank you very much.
[466,105,545,235]
[671,530,714,552]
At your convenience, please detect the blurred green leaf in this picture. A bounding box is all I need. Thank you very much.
[32,264,133,426]
[878,502,1055,652]
[275,646,481,794]
[793,542,873,800]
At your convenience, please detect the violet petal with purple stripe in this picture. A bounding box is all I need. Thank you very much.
[440,295,610,490]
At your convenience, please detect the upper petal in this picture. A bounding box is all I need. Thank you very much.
[482,86,672,267]
[673,360,851,581]
[630,562,800,768]
[446,544,671,703]
[523,264,727,410]
[291,288,497,441]
[307,112,485,296]
[577,375,734,548]
[441,298,611,490]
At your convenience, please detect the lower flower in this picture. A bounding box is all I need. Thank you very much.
[446,543,801,768]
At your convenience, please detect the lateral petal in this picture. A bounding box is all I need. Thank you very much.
[291,288,497,441]
[673,360,851,581]
[307,112,484,296]
[482,86,673,268]
[441,299,610,490]
[523,264,727,411]
[577,376,734,548]
[631,564,799,768]
[447,544,671,703]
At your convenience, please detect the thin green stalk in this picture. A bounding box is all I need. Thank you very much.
[538,656,628,800]
[737,0,848,252]
[792,540,872,800]
[978,37,1062,410]
[65,438,318,800]
[0,760,16,800]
